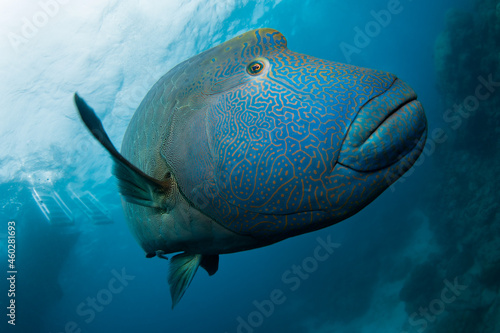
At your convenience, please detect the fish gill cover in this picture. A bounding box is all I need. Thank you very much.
[0,0,499,333]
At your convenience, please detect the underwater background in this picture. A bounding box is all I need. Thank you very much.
[1,0,499,332]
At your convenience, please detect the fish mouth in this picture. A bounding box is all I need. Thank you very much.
[338,79,427,172]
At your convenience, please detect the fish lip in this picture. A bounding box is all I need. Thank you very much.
[361,94,418,145]
[337,79,427,172]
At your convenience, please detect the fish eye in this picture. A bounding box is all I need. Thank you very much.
[247,60,265,75]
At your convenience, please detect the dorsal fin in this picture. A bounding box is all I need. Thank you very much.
[74,93,170,208]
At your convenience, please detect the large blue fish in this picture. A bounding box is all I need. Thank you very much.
[75,28,427,307]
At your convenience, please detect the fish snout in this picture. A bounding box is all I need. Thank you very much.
[338,79,427,172]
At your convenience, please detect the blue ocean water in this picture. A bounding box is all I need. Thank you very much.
[1,0,498,332]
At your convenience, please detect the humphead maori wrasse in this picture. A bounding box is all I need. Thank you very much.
[74,28,427,308]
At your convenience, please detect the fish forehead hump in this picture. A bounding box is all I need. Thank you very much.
[122,28,395,240]
[119,29,289,232]
[121,29,286,175]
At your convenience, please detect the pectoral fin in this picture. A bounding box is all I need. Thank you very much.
[74,93,171,208]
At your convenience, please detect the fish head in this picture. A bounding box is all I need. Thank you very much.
[162,28,427,239]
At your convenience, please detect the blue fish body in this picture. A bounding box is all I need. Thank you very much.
[75,28,427,307]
